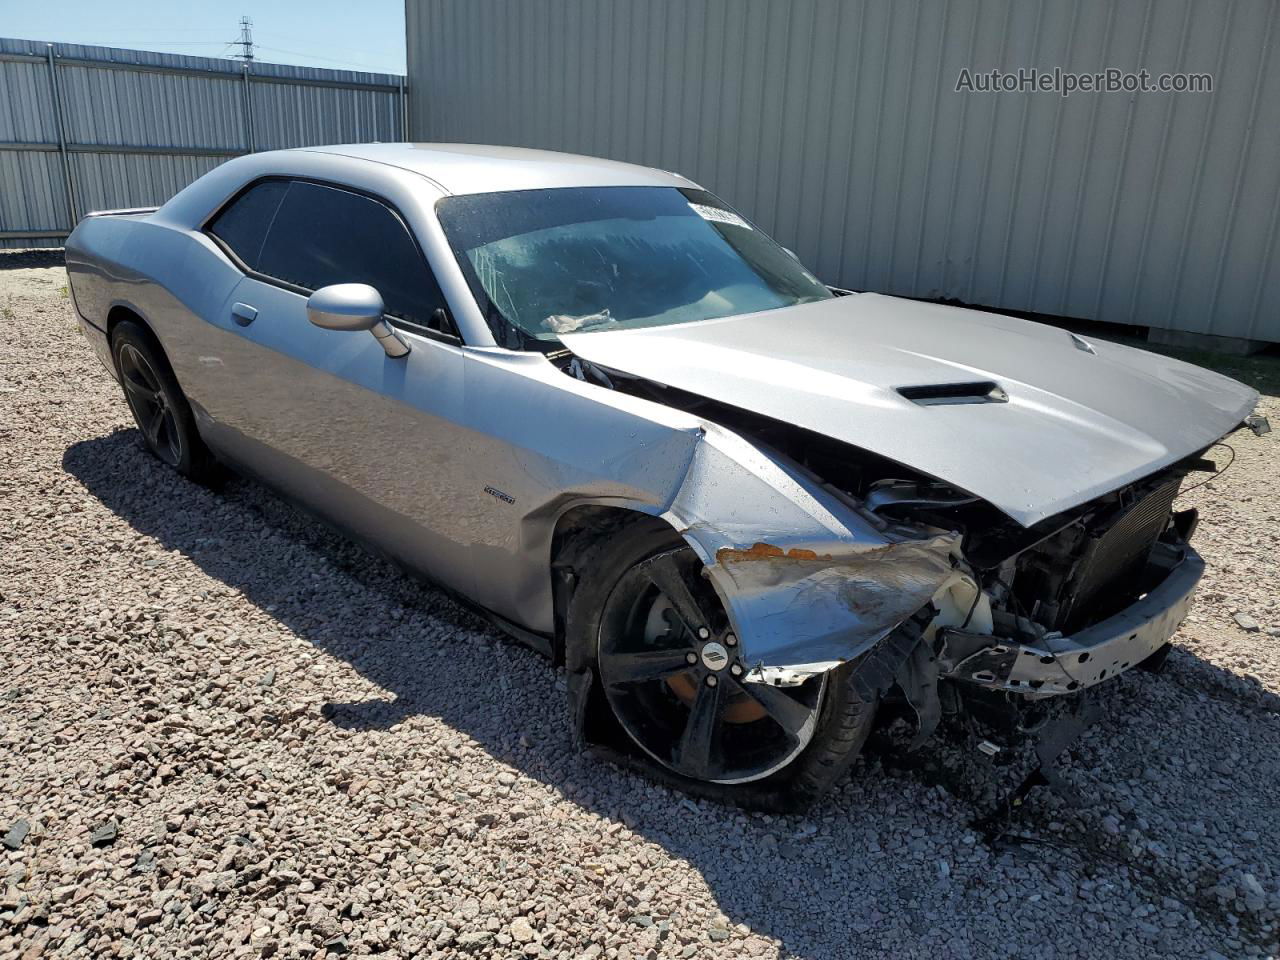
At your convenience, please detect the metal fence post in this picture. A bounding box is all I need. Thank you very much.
[242,63,256,153]
[399,79,409,141]
[44,44,79,224]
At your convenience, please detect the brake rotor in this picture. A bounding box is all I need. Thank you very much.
[650,598,768,724]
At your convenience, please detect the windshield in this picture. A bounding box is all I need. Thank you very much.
[435,186,832,348]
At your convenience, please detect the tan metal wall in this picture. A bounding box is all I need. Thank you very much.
[406,0,1280,342]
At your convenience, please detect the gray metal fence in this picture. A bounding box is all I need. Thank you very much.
[0,38,407,248]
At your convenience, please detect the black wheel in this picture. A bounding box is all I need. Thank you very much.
[568,525,878,803]
[110,320,218,483]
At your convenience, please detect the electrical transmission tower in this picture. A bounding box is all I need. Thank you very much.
[232,16,254,64]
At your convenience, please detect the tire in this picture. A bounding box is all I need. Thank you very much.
[110,320,219,484]
[566,524,877,809]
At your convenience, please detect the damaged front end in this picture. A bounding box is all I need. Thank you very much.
[557,353,1219,808]
[692,448,1205,810]
[935,471,1202,698]
[654,418,976,689]
[706,459,1204,743]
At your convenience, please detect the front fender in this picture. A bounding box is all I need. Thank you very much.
[662,424,964,676]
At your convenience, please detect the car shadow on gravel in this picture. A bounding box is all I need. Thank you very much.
[64,428,1280,958]
[0,248,65,270]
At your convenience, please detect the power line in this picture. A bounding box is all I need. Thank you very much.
[65,40,232,47]
[254,44,396,74]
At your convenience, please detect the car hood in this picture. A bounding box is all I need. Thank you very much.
[559,293,1258,527]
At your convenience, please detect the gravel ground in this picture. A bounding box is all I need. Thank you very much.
[2,248,1279,960]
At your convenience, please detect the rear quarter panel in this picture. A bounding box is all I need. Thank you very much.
[65,213,246,416]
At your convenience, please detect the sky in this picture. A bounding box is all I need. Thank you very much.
[0,0,407,74]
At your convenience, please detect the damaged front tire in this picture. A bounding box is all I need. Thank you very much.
[566,525,879,809]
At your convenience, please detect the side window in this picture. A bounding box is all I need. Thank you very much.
[257,180,451,333]
[206,179,288,271]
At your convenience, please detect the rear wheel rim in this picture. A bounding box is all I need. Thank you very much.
[118,343,182,467]
[597,550,825,784]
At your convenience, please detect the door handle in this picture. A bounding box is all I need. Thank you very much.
[231,302,258,327]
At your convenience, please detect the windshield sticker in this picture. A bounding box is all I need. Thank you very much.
[688,202,752,230]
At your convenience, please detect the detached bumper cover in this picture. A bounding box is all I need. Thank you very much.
[945,546,1204,697]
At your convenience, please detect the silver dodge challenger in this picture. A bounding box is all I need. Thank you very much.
[66,143,1264,807]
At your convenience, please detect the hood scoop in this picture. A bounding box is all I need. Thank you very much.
[896,381,1009,406]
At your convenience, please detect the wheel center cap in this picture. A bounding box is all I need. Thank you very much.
[700,641,730,671]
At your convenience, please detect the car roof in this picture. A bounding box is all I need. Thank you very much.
[296,142,697,196]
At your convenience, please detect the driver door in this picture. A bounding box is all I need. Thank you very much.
[194,177,478,596]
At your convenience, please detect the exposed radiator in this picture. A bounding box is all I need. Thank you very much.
[1060,476,1182,630]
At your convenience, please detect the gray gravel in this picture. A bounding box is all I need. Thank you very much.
[2,249,1279,960]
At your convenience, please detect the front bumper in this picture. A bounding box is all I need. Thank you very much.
[942,544,1204,697]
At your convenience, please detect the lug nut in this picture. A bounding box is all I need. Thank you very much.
[685,652,698,665]
[725,633,737,647]
[697,627,710,640]
[730,663,743,677]
[705,675,718,688]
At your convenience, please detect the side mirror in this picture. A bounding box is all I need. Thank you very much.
[306,283,409,358]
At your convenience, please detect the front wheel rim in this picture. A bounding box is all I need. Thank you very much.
[117,343,182,467]
[597,549,826,784]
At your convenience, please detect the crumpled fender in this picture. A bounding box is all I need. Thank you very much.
[659,423,965,677]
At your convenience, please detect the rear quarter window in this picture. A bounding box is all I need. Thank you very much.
[205,179,288,271]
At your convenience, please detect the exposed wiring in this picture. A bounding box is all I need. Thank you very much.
[989,831,1215,920]
[1175,441,1236,500]
[1045,640,1089,692]
[960,587,982,630]
[958,560,983,630]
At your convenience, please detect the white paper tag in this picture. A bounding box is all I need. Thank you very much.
[688,202,752,230]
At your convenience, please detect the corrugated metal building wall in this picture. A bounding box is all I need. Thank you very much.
[0,38,406,248]
[406,0,1280,343]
